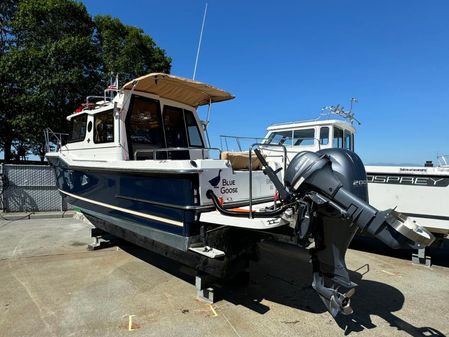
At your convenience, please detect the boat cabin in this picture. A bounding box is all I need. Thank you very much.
[64,73,234,162]
[261,119,356,160]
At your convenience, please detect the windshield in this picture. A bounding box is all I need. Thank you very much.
[264,131,293,146]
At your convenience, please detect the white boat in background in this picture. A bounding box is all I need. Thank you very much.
[365,157,449,238]
[222,109,449,239]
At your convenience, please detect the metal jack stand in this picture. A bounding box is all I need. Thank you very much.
[412,247,431,267]
[195,272,216,304]
[87,228,116,251]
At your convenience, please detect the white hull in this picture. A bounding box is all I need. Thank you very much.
[366,165,449,236]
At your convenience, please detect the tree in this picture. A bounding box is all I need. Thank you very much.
[0,0,100,162]
[94,15,171,85]
[0,0,172,163]
[0,0,17,55]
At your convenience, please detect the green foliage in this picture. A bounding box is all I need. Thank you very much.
[0,0,172,162]
[12,0,94,48]
[0,0,18,54]
[0,0,100,161]
[94,15,171,85]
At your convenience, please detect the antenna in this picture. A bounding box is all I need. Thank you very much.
[349,97,358,114]
[193,3,208,80]
[321,98,361,125]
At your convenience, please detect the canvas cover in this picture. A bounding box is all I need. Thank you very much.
[221,151,263,170]
[122,73,234,107]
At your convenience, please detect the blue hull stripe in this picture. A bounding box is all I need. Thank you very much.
[59,189,184,227]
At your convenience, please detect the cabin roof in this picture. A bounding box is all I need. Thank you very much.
[122,73,234,107]
[266,119,356,133]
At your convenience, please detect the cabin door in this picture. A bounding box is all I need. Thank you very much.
[126,96,165,160]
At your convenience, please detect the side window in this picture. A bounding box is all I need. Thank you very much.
[344,130,352,150]
[68,114,87,143]
[320,127,329,145]
[184,110,204,147]
[163,106,188,148]
[293,128,315,146]
[333,127,343,148]
[94,110,114,143]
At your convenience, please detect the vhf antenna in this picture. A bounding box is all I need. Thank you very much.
[321,98,361,125]
[193,3,208,80]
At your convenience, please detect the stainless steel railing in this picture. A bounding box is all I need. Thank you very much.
[44,128,69,153]
[220,135,266,152]
[248,143,287,217]
[134,147,222,160]
[438,155,449,167]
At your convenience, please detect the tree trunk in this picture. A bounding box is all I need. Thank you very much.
[3,137,13,163]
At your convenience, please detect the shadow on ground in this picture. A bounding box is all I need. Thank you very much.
[118,241,445,337]
[350,235,449,268]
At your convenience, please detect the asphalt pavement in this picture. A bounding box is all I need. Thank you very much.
[0,216,448,337]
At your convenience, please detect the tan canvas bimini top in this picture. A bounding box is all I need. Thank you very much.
[122,73,234,107]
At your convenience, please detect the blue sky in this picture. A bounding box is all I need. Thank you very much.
[92,0,445,165]
[11,0,449,164]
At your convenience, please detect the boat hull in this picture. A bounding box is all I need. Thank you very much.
[48,156,205,250]
[366,166,449,236]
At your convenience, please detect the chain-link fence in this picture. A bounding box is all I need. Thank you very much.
[0,164,71,212]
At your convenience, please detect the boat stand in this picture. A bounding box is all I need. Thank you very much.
[412,247,431,267]
[195,272,216,304]
[87,227,116,251]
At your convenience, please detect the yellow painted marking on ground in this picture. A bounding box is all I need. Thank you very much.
[381,269,399,276]
[128,315,136,331]
[209,304,218,317]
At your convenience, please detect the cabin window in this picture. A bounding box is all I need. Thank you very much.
[344,130,352,150]
[333,127,344,148]
[94,110,114,143]
[320,127,329,145]
[163,106,188,148]
[185,110,204,147]
[293,129,315,146]
[265,131,293,146]
[68,114,87,143]
[126,96,164,160]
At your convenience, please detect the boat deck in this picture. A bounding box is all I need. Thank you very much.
[1,215,448,336]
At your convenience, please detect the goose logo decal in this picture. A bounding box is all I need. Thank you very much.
[208,169,222,188]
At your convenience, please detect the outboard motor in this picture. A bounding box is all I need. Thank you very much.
[281,148,434,316]
[208,148,434,317]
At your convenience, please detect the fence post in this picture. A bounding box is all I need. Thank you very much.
[0,163,4,212]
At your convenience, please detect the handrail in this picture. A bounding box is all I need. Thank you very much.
[220,135,266,152]
[44,128,69,153]
[268,116,322,127]
[248,143,287,218]
[134,147,222,160]
[438,155,449,167]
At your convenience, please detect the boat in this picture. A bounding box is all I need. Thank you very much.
[365,157,449,239]
[248,113,449,240]
[45,73,433,317]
